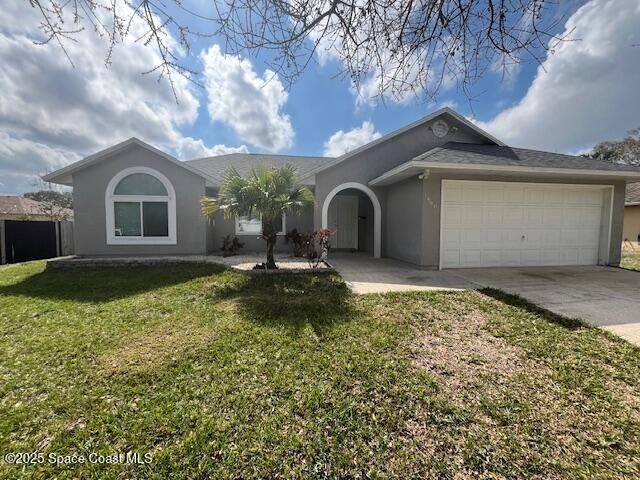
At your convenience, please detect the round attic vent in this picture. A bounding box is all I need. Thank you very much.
[432,120,449,138]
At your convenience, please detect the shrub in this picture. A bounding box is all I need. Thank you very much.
[284,228,306,257]
[301,229,334,268]
[221,235,244,257]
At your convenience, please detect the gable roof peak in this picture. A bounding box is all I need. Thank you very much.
[300,106,504,179]
[42,137,217,187]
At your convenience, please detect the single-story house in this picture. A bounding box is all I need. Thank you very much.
[43,107,640,269]
[0,196,73,221]
[623,182,640,246]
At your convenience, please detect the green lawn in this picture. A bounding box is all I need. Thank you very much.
[621,252,640,271]
[1,261,639,479]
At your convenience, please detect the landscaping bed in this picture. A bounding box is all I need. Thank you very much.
[1,261,638,478]
[210,253,333,273]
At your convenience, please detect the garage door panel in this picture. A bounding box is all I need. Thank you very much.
[483,206,503,224]
[505,230,525,245]
[485,229,503,244]
[541,249,562,265]
[461,229,482,245]
[442,250,461,267]
[542,207,564,226]
[525,208,544,225]
[521,249,542,265]
[523,229,543,244]
[565,190,585,204]
[462,186,484,203]
[482,250,502,265]
[504,206,524,224]
[443,206,463,225]
[500,250,522,265]
[441,181,606,268]
[442,229,461,246]
[485,187,505,203]
[462,206,483,224]
[525,188,545,203]
[580,248,598,264]
[443,183,463,202]
[504,186,525,203]
[543,229,561,245]
[543,189,564,203]
[582,206,603,226]
[582,229,601,245]
[461,250,482,266]
[563,249,579,264]
[561,229,581,245]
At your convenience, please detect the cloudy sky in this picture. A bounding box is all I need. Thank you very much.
[1,0,639,194]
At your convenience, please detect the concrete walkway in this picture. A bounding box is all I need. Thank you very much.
[328,254,477,293]
[330,253,640,346]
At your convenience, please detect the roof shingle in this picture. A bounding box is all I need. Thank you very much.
[0,196,73,217]
[186,153,331,186]
[417,142,640,172]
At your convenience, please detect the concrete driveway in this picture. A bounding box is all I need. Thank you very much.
[330,253,640,346]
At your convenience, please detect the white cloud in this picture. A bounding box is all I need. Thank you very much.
[323,121,381,156]
[201,45,294,152]
[0,132,80,192]
[478,0,640,153]
[0,2,240,194]
[175,137,249,159]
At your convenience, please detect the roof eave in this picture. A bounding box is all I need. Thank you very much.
[42,138,218,187]
[369,160,640,187]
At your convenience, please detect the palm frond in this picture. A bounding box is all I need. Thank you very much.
[201,163,314,225]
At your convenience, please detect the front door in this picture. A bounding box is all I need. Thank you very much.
[328,195,359,249]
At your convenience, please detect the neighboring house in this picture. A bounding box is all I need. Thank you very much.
[0,196,73,221]
[623,183,640,245]
[43,107,640,268]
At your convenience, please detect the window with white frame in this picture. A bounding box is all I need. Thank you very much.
[105,167,176,245]
[235,213,285,235]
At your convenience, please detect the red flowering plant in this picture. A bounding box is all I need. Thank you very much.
[301,228,335,268]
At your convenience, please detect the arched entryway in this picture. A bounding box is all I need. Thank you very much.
[321,182,381,258]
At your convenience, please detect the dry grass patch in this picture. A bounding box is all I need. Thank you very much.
[405,291,640,478]
[411,309,541,396]
[99,318,216,375]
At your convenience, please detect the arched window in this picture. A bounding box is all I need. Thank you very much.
[105,167,176,245]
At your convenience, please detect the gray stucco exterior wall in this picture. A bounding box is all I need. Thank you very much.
[610,182,626,265]
[73,144,208,256]
[313,113,495,262]
[313,114,492,234]
[385,176,423,264]
[420,172,626,269]
[205,209,314,254]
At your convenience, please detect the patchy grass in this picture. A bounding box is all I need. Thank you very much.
[621,252,640,271]
[1,261,639,479]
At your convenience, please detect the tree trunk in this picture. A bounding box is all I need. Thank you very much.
[263,220,278,269]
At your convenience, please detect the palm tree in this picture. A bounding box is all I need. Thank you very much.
[201,165,314,269]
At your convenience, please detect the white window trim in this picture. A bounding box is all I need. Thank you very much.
[235,213,286,236]
[105,166,177,245]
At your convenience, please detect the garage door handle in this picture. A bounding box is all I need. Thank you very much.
[521,235,526,241]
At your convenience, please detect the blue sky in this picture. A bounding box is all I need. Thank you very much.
[1,0,639,194]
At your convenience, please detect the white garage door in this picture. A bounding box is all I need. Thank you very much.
[440,181,608,268]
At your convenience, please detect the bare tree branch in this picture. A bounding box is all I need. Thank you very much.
[25,0,570,102]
